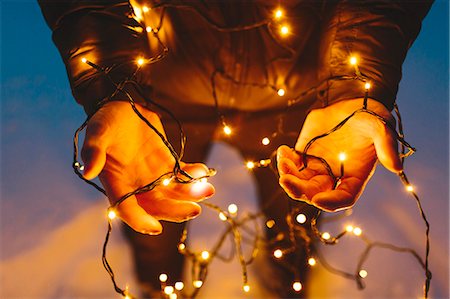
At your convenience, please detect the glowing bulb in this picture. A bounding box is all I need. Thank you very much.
[308,257,316,266]
[178,243,186,251]
[223,125,232,135]
[243,284,250,292]
[228,204,238,215]
[338,152,347,161]
[353,227,362,236]
[124,295,131,299]
[260,159,267,166]
[406,185,414,192]
[346,225,354,232]
[359,269,368,278]
[219,212,227,221]
[296,213,307,224]
[137,58,145,66]
[164,286,174,295]
[262,137,270,145]
[81,57,87,63]
[349,56,358,65]
[274,9,283,19]
[193,280,203,288]
[292,281,302,292]
[146,26,153,32]
[277,88,285,96]
[159,273,168,282]
[142,6,149,12]
[273,249,283,258]
[169,294,177,299]
[175,282,184,290]
[322,232,331,240]
[162,178,171,186]
[246,161,255,169]
[200,178,208,183]
[280,25,289,35]
[364,82,371,90]
[79,165,85,171]
[108,210,117,220]
[201,250,210,260]
[74,162,80,168]
[266,219,275,228]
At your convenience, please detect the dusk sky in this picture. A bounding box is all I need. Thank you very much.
[1,1,449,298]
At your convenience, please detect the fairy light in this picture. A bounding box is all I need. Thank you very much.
[107,209,117,220]
[81,57,87,63]
[159,273,168,283]
[349,56,358,65]
[308,257,317,266]
[146,26,152,32]
[164,286,174,295]
[365,82,371,90]
[193,280,203,288]
[169,294,177,299]
[322,232,331,240]
[219,212,227,221]
[406,185,414,192]
[274,9,283,19]
[246,161,255,169]
[280,25,289,36]
[228,204,238,215]
[266,219,275,228]
[178,243,186,251]
[223,125,232,135]
[273,249,283,259]
[292,281,302,292]
[261,137,270,145]
[174,282,184,291]
[243,284,250,293]
[137,58,145,66]
[296,213,307,224]
[339,152,347,161]
[346,225,354,232]
[162,178,171,186]
[359,270,368,278]
[201,250,210,260]
[353,227,362,236]
[142,6,149,13]
[277,88,285,96]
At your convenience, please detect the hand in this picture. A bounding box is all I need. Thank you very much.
[81,101,215,234]
[277,98,402,212]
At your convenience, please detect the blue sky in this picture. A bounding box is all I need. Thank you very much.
[1,1,449,298]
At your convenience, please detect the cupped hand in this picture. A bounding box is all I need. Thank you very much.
[81,101,215,234]
[277,98,402,212]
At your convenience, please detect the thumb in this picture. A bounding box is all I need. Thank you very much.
[373,124,402,173]
[81,144,107,180]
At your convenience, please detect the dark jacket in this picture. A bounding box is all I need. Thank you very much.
[38,0,432,115]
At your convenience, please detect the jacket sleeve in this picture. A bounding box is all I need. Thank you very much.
[316,0,433,110]
[38,0,150,115]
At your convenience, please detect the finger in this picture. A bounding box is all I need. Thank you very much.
[311,177,363,212]
[278,157,299,176]
[163,181,215,201]
[181,163,211,178]
[116,196,163,235]
[81,145,107,180]
[279,173,334,202]
[137,194,201,222]
[277,145,302,169]
[373,125,402,173]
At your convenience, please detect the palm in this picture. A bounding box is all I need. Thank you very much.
[277,99,401,212]
[82,101,214,234]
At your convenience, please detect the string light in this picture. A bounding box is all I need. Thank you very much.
[339,152,347,161]
[70,5,432,299]
[359,270,368,278]
[406,185,414,192]
[246,161,255,169]
[274,9,283,19]
[292,281,302,292]
[308,257,317,266]
[261,137,270,145]
[346,225,354,232]
[107,209,117,220]
[164,286,174,295]
[174,282,184,291]
[201,250,210,260]
[243,284,250,292]
[162,178,171,186]
[296,213,307,224]
[142,6,149,13]
[159,273,168,283]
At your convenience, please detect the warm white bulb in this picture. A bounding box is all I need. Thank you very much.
[364,82,371,90]
[353,227,362,236]
[273,249,283,258]
[169,294,177,299]
[308,257,316,266]
[350,56,358,65]
[146,26,152,32]
[142,6,149,12]
[228,204,238,215]
[262,137,270,145]
[274,9,283,19]
[223,125,232,135]
[159,273,168,282]
[243,284,250,292]
[246,161,255,169]
[108,210,117,220]
[164,286,174,295]
[280,25,289,35]
[219,212,227,221]
[359,269,368,278]
[124,295,131,299]
[322,232,331,240]
[406,185,414,192]
[201,250,210,260]
[81,57,87,63]
[266,219,275,228]
[277,88,285,96]
[338,152,346,161]
[174,282,184,291]
[178,243,186,251]
[346,225,354,232]
[193,280,203,288]
[162,178,171,186]
[137,58,145,66]
[292,281,302,292]
[296,213,307,224]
